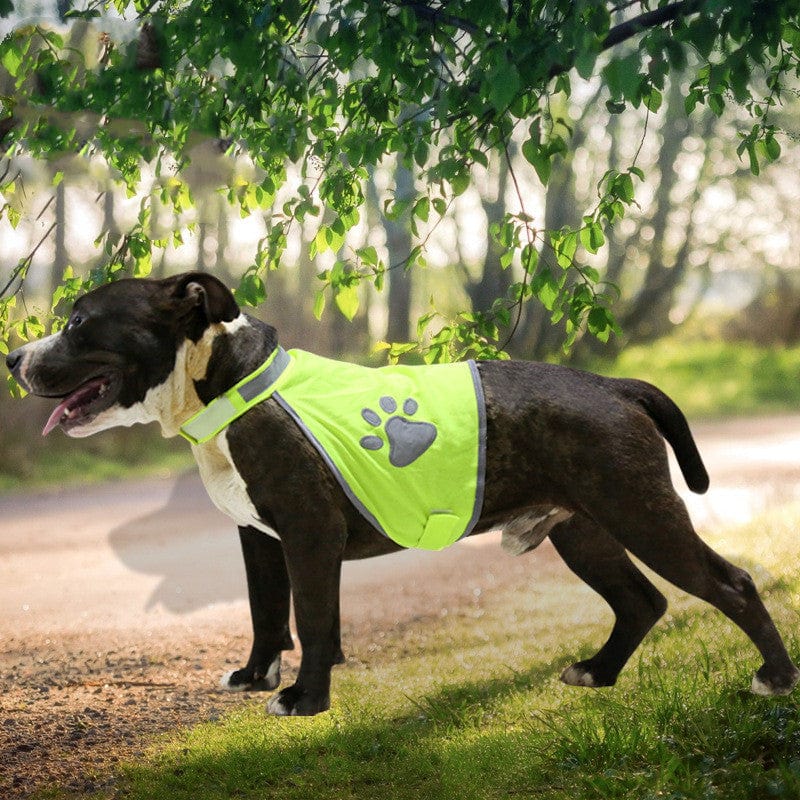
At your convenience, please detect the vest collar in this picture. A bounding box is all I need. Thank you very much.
[179,346,291,445]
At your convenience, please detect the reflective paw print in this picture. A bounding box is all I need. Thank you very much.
[359,396,437,467]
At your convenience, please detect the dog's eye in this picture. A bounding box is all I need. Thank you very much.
[66,314,84,331]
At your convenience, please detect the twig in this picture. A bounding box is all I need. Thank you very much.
[70,680,178,688]
[35,194,55,222]
[602,0,705,51]
[498,139,535,352]
[0,222,57,299]
[631,103,651,168]
[392,0,481,36]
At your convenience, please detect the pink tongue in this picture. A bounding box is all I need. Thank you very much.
[41,377,107,436]
[43,398,72,436]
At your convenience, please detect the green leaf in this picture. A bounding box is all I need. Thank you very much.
[588,307,616,343]
[613,172,635,204]
[357,245,379,267]
[133,252,152,277]
[533,272,559,311]
[334,283,359,321]
[553,230,578,269]
[602,52,642,103]
[684,88,701,115]
[764,134,781,161]
[432,197,447,217]
[487,60,521,112]
[313,289,326,320]
[685,15,718,59]
[234,273,267,307]
[642,86,662,113]
[450,167,470,197]
[1,42,22,77]
[746,141,760,176]
[575,42,598,81]
[315,224,331,255]
[708,92,725,116]
[580,222,605,254]
[413,196,429,223]
[522,137,551,186]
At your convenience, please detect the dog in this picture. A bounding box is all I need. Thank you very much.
[6,271,799,716]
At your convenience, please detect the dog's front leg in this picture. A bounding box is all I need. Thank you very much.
[221,526,294,692]
[266,523,346,717]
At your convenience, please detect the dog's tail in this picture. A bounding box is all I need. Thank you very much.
[616,379,710,495]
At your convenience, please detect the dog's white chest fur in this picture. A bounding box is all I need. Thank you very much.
[193,434,279,540]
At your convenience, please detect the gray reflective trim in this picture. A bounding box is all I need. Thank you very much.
[459,360,487,542]
[273,391,389,539]
[180,347,291,443]
[238,347,291,402]
[181,395,239,442]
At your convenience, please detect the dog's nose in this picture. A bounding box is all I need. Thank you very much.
[6,349,22,373]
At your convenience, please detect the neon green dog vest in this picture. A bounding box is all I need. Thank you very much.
[180,348,486,550]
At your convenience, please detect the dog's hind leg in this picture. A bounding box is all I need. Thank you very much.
[549,514,668,688]
[594,484,799,696]
[221,526,295,692]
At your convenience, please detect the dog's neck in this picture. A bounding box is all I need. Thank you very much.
[146,314,278,439]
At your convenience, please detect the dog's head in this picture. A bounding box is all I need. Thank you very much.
[5,272,241,438]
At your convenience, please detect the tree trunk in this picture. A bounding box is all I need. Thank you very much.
[51,181,67,299]
[465,154,513,319]
[384,157,414,343]
[621,77,715,344]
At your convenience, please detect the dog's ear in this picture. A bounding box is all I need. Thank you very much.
[166,272,240,331]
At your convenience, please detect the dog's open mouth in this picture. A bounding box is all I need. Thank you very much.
[42,375,120,436]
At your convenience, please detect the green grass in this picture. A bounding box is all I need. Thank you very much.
[74,505,800,800]
[117,648,800,800]
[601,337,800,419]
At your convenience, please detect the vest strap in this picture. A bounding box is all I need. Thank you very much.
[179,346,291,445]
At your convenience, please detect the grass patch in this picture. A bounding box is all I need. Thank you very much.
[113,613,800,800]
[79,506,800,800]
[601,337,800,419]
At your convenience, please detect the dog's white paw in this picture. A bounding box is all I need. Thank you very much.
[751,672,798,697]
[560,664,597,688]
[219,656,283,692]
[219,670,247,692]
[267,693,294,716]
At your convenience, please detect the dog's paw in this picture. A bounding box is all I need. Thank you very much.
[560,661,616,688]
[560,664,598,688]
[751,664,800,697]
[220,654,282,692]
[266,685,330,716]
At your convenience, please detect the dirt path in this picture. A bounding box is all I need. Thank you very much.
[2,414,800,797]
